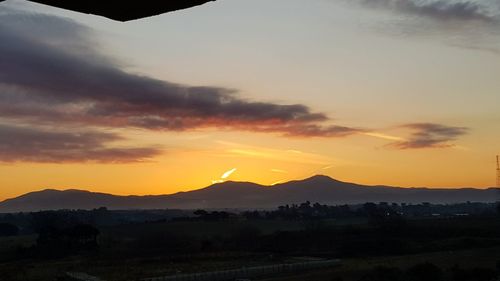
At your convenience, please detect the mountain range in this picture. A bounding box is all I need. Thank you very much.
[0,175,498,212]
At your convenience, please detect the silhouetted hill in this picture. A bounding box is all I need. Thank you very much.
[0,175,498,212]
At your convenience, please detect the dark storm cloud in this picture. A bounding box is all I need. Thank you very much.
[360,0,499,23]
[0,124,161,163]
[391,123,468,149]
[0,11,360,138]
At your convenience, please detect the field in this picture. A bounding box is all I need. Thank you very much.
[263,247,500,281]
[0,214,499,281]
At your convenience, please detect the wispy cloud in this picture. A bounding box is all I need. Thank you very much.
[0,124,160,163]
[360,0,499,23]
[215,141,333,165]
[348,0,500,53]
[271,168,288,173]
[221,168,237,179]
[321,165,335,170]
[212,167,237,184]
[390,123,468,149]
[363,132,406,141]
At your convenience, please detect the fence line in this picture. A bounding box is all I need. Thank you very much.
[141,259,341,281]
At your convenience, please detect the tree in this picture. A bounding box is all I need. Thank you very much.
[362,202,380,217]
[194,209,208,217]
[67,224,100,246]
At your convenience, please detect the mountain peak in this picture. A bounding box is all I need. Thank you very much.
[299,174,345,184]
[305,174,334,181]
[205,180,265,190]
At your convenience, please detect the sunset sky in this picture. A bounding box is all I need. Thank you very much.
[0,0,499,200]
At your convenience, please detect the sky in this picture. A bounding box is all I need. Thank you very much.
[0,0,499,200]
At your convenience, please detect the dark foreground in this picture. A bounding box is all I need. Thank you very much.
[0,202,499,281]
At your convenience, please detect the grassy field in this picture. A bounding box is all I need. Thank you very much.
[1,243,498,281]
[261,246,500,281]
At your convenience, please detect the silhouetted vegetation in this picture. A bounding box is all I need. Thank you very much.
[191,210,237,221]
[1,202,499,281]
